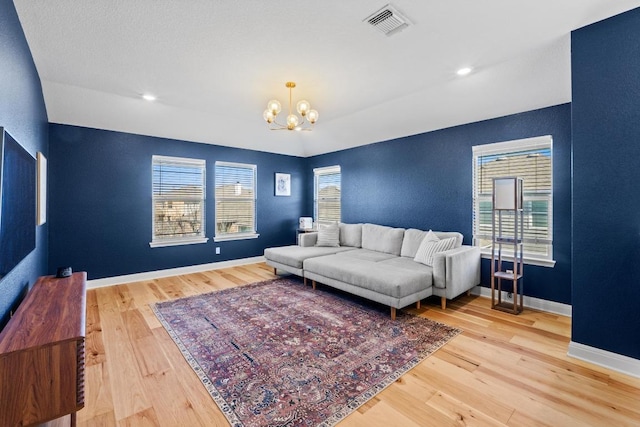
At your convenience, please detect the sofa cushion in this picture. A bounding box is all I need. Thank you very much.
[361,224,405,256]
[304,255,431,298]
[339,223,362,247]
[316,222,340,247]
[264,245,353,269]
[379,256,434,276]
[336,248,396,263]
[414,236,457,266]
[400,228,428,258]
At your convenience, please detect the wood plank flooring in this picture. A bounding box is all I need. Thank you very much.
[78,263,640,426]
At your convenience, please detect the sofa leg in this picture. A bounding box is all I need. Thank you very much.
[312,280,316,290]
[303,277,307,286]
[441,297,446,310]
[467,289,471,296]
[391,307,396,320]
[273,268,277,275]
[416,300,421,309]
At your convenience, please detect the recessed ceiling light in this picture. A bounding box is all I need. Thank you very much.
[456,67,473,76]
[142,93,157,101]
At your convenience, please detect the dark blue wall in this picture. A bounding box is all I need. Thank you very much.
[48,124,305,280]
[572,8,640,360]
[307,104,572,304]
[0,0,49,329]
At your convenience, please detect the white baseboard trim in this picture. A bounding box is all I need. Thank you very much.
[568,341,640,379]
[470,286,572,317]
[86,256,266,289]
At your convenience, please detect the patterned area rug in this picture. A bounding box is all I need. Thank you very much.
[152,278,460,427]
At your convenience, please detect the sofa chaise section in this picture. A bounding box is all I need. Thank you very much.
[304,252,432,320]
[264,232,353,280]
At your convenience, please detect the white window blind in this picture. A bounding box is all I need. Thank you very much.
[314,165,341,225]
[151,155,207,247]
[215,161,258,241]
[472,136,553,261]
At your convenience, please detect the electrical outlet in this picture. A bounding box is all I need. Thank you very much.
[215,247,221,255]
[507,292,513,299]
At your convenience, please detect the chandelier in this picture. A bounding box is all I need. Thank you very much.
[263,82,319,131]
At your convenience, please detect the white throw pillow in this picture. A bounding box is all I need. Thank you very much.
[414,236,456,266]
[315,222,340,247]
[413,230,439,265]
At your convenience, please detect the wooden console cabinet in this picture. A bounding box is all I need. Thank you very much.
[0,272,87,427]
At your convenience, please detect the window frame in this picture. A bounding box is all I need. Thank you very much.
[214,161,259,242]
[150,155,208,248]
[314,165,341,226]
[472,136,555,267]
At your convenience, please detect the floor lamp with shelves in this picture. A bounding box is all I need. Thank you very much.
[491,177,524,314]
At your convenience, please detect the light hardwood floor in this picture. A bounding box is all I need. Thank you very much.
[79,263,640,426]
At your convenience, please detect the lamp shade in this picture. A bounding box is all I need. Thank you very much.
[493,177,523,210]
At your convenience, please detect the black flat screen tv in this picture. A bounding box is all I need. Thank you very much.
[0,128,36,280]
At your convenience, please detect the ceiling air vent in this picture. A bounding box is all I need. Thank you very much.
[364,4,411,37]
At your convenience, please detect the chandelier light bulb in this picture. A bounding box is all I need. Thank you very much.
[286,114,299,130]
[263,110,274,123]
[267,99,281,115]
[307,109,319,124]
[296,100,310,116]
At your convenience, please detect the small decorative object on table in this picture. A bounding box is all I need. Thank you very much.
[299,217,313,230]
[56,266,72,278]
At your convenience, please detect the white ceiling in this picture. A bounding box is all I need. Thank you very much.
[13,1,640,157]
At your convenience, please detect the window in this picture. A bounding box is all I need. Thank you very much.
[314,165,341,225]
[150,155,207,247]
[472,136,553,265]
[215,161,258,241]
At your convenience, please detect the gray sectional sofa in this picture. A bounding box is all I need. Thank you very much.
[264,223,481,319]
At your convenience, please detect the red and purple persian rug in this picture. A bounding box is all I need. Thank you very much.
[152,277,460,426]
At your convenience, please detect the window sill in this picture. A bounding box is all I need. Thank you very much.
[480,251,556,268]
[149,237,209,248]
[214,233,260,242]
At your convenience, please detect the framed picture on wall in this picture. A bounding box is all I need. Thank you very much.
[37,152,47,225]
[275,173,291,196]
